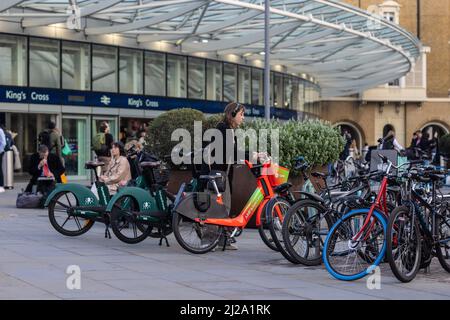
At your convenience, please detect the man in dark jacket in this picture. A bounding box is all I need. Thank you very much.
[25,145,65,193]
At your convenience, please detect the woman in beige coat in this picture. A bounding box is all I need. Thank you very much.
[99,142,131,194]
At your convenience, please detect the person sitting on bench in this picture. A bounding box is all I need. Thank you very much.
[99,141,131,194]
[26,144,65,194]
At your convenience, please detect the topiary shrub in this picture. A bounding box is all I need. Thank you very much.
[242,119,345,176]
[145,108,205,160]
[439,134,450,157]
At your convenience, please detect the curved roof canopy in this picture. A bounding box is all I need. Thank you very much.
[1,0,421,97]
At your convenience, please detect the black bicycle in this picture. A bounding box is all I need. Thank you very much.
[386,167,450,282]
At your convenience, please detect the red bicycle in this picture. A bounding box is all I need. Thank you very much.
[172,155,295,254]
[323,154,417,281]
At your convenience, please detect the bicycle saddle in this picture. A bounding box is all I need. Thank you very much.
[140,161,161,168]
[311,172,328,178]
[85,161,105,169]
[429,173,446,181]
[199,174,223,180]
[274,182,292,194]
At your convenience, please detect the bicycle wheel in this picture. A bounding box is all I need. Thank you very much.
[265,197,296,263]
[435,204,450,272]
[172,212,222,254]
[323,208,387,281]
[48,191,95,236]
[282,199,333,265]
[386,206,422,283]
[110,195,151,244]
[258,208,279,252]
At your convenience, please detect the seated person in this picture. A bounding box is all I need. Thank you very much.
[125,140,160,179]
[99,142,131,194]
[26,145,65,194]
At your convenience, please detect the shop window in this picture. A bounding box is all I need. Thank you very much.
[0,34,27,86]
[30,38,60,88]
[119,48,143,94]
[145,51,165,96]
[251,68,263,106]
[238,66,250,104]
[62,41,90,91]
[206,60,222,101]
[223,63,237,102]
[188,57,205,100]
[167,54,186,98]
[92,44,118,92]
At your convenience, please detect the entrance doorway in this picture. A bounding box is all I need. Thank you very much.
[421,123,449,141]
[92,117,118,143]
[5,113,57,177]
[62,116,90,179]
[119,117,152,144]
[334,122,363,151]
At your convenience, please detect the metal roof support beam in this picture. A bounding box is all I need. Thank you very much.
[0,0,27,12]
[85,1,208,35]
[182,21,301,52]
[22,0,123,27]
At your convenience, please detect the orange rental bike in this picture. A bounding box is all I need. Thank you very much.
[172,155,295,254]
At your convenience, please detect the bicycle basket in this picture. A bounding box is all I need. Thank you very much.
[152,167,170,186]
[263,163,289,186]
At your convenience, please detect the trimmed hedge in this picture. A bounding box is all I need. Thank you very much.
[145,108,344,175]
[242,119,345,176]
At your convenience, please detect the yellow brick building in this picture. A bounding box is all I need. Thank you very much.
[322,0,450,149]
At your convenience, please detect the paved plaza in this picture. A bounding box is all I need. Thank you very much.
[0,183,450,300]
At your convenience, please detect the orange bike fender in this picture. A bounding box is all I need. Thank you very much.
[255,198,270,227]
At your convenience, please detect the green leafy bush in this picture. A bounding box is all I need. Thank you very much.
[145,108,204,159]
[242,119,345,176]
[439,134,450,157]
[146,109,344,175]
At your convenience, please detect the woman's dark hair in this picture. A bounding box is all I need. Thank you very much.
[48,121,56,130]
[99,121,109,133]
[223,102,245,128]
[112,141,126,156]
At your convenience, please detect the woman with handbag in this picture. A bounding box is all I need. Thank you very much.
[205,102,249,250]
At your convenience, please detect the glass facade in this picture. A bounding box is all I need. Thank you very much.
[238,66,251,104]
[251,68,263,106]
[29,38,60,88]
[188,57,205,100]
[92,44,117,92]
[0,33,321,113]
[62,41,90,91]
[0,34,27,86]
[223,63,237,102]
[273,73,283,108]
[206,60,222,101]
[145,51,165,96]
[119,48,143,94]
[167,54,186,98]
[284,76,293,109]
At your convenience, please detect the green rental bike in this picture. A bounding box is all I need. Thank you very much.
[45,146,158,239]
[106,150,203,245]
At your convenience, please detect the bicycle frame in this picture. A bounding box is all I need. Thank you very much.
[193,160,289,228]
[352,162,392,242]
